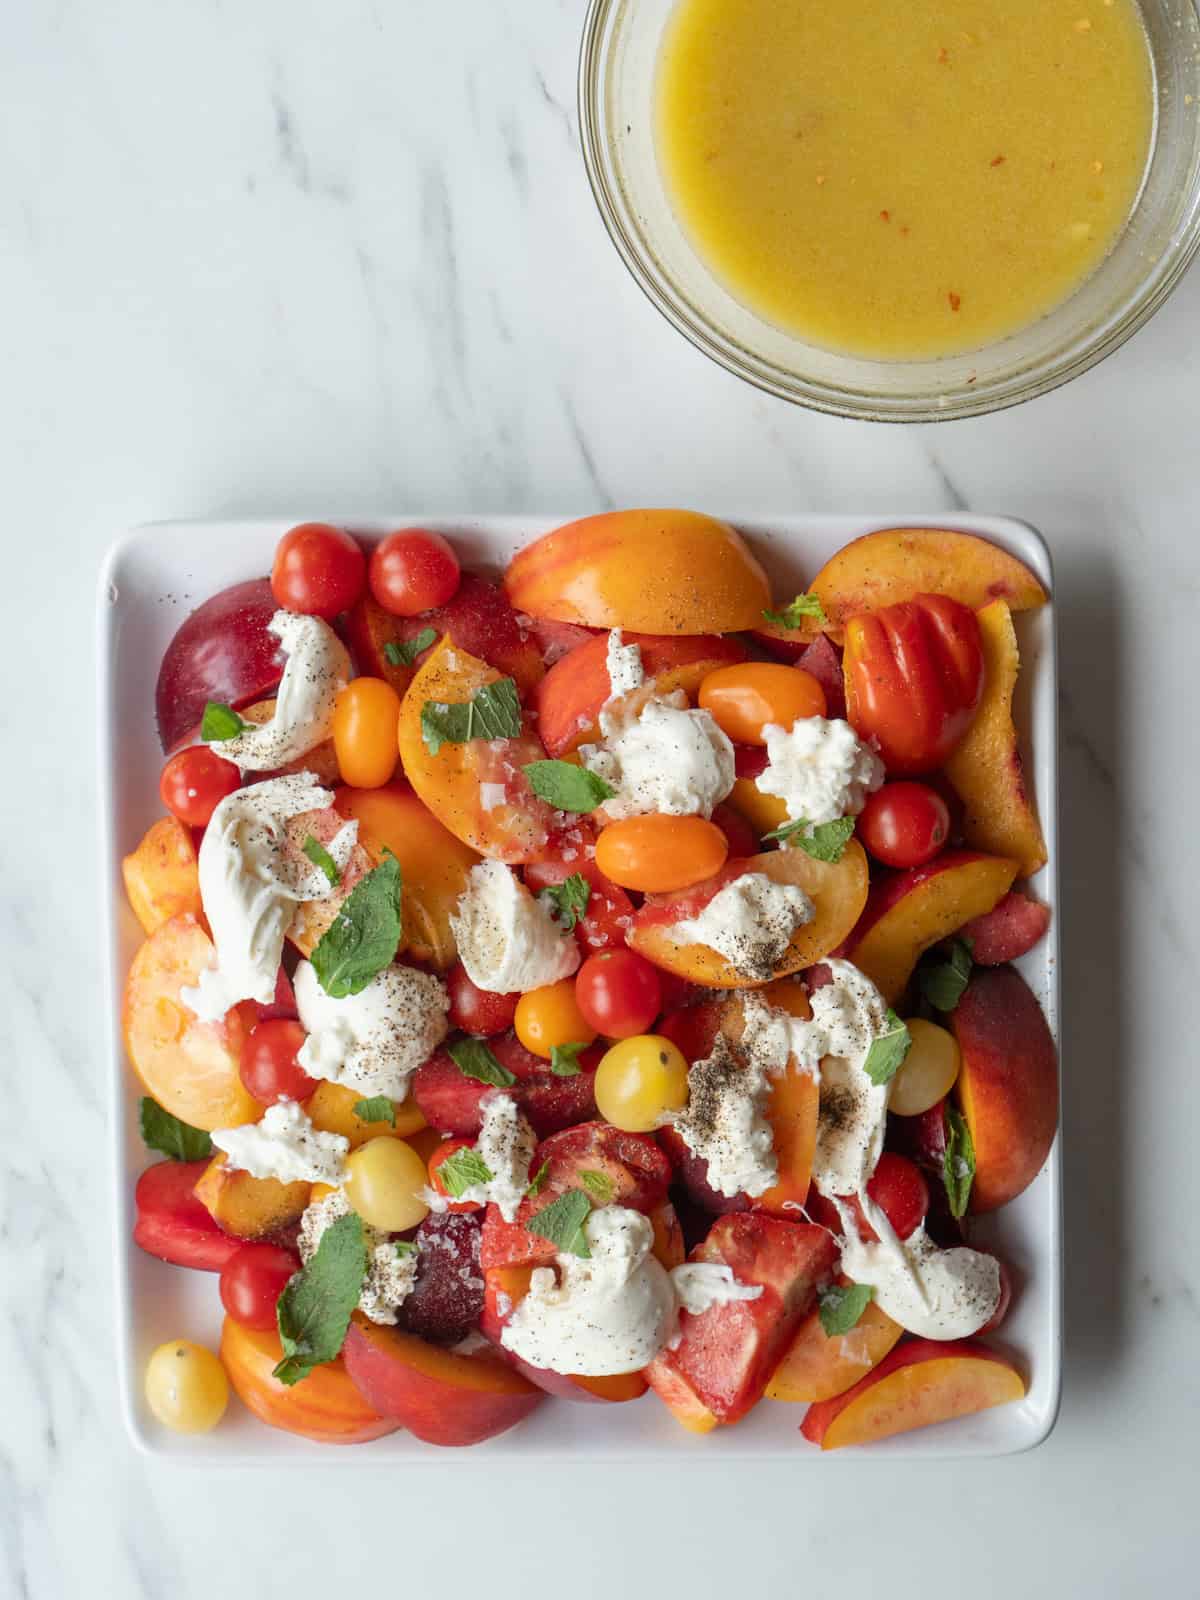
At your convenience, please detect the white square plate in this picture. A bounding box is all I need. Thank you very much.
[98,514,1060,1462]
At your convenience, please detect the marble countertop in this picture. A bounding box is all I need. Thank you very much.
[2,1,1196,1595]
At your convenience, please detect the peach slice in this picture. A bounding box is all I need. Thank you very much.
[801,527,1047,643]
[532,630,748,757]
[950,966,1058,1211]
[766,1278,903,1402]
[629,844,869,989]
[283,806,375,958]
[844,849,1019,1005]
[334,781,480,968]
[503,510,771,635]
[943,600,1047,878]
[800,1337,1025,1449]
[219,1318,399,1444]
[397,637,556,863]
[303,1080,427,1150]
[122,914,261,1131]
[193,1152,311,1240]
[122,816,203,936]
[341,1318,543,1446]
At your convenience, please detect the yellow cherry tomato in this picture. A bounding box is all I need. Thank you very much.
[144,1340,229,1434]
[698,663,827,745]
[342,1137,430,1231]
[595,1034,690,1133]
[332,677,402,788]
[889,1018,961,1116]
[595,814,728,894]
[514,978,597,1058]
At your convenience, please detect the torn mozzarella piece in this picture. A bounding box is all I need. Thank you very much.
[210,611,351,773]
[669,871,813,981]
[211,1099,348,1185]
[298,1188,417,1325]
[669,1032,778,1198]
[450,859,579,993]
[756,716,884,827]
[437,1092,535,1223]
[671,1261,763,1316]
[605,629,646,701]
[580,690,735,821]
[294,959,449,1101]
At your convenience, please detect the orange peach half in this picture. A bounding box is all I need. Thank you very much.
[219,1319,399,1445]
[503,510,771,635]
[193,1153,311,1240]
[122,815,203,936]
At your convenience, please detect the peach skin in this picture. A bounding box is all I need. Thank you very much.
[503,510,771,634]
[219,1318,399,1444]
[122,816,204,936]
[193,1153,311,1240]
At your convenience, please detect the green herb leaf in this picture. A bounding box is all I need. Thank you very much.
[447,1037,517,1088]
[818,1281,875,1337]
[138,1097,213,1162]
[766,815,856,862]
[526,1189,592,1258]
[394,1240,416,1258]
[384,627,439,668]
[539,874,591,932]
[523,761,615,814]
[310,854,403,999]
[351,1096,396,1126]
[919,938,974,1014]
[525,1160,550,1198]
[200,701,253,742]
[273,1213,367,1385]
[437,1147,494,1198]
[420,677,522,756]
[303,834,341,887]
[579,1169,615,1205]
[942,1104,977,1220]
[863,1010,912,1087]
[761,593,828,630]
[549,1041,586,1077]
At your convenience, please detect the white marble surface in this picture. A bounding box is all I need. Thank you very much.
[2,0,1197,1594]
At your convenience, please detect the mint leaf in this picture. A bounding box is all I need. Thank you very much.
[310,854,403,999]
[919,938,974,1014]
[863,1010,912,1087]
[394,1240,417,1257]
[273,1213,366,1385]
[303,834,341,887]
[523,761,615,813]
[526,1189,592,1258]
[942,1104,976,1219]
[762,593,828,630]
[200,701,253,742]
[549,1041,586,1077]
[818,1281,875,1337]
[447,1037,517,1088]
[579,1169,615,1205]
[352,1096,396,1126]
[384,627,439,668]
[539,874,591,932]
[437,1147,494,1198]
[766,815,856,862]
[139,1097,213,1162]
[421,677,522,756]
[525,1160,550,1198]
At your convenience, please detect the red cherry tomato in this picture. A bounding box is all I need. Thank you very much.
[369,528,461,617]
[858,781,951,869]
[159,746,240,828]
[446,962,519,1036]
[271,523,366,620]
[239,1019,319,1105]
[427,1137,486,1214]
[219,1242,300,1330]
[575,949,664,1039]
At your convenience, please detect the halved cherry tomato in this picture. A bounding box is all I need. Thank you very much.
[369,528,461,616]
[271,523,366,619]
[239,1019,319,1105]
[858,781,951,868]
[446,962,519,1036]
[699,663,826,744]
[575,950,663,1039]
[159,746,241,828]
[595,815,728,894]
[219,1242,301,1330]
[514,978,597,1058]
[331,677,401,788]
[427,1137,486,1214]
[844,594,984,774]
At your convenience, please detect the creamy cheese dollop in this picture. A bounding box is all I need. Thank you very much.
[212,610,351,773]
[669,871,814,981]
[450,859,580,994]
[298,1188,417,1325]
[434,1092,535,1223]
[605,629,646,701]
[293,959,450,1101]
[182,773,357,1021]
[803,960,895,1199]
[669,1030,778,1199]
[580,690,735,821]
[212,1098,349,1185]
[500,1207,678,1376]
[756,716,884,827]
[671,1261,764,1316]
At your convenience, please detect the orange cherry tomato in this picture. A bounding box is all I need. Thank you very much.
[595,815,729,894]
[332,677,401,788]
[699,663,827,745]
[514,978,598,1059]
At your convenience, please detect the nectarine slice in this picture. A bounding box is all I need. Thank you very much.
[193,1152,311,1239]
[219,1318,399,1444]
[122,815,203,936]
[766,1282,903,1402]
[503,510,771,634]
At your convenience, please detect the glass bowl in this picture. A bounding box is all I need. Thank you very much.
[579,0,1200,421]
